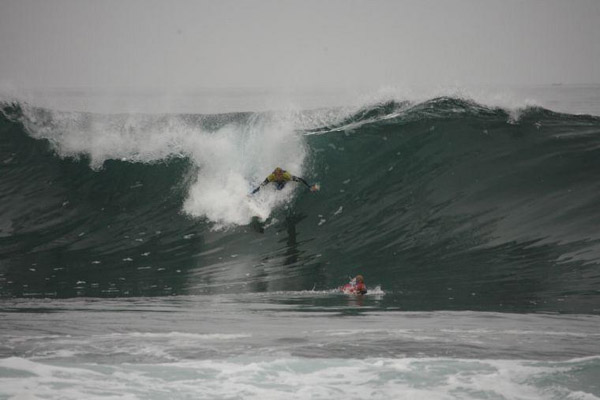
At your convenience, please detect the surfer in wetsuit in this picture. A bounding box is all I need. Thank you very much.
[340,275,367,295]
[251,167,319,194]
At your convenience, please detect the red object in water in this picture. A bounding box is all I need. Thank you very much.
[340,282,367,295]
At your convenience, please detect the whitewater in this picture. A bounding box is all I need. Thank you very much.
[1,85,600,399]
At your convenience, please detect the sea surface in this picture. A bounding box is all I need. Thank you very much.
[1,85,600,399]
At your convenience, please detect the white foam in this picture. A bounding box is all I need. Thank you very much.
[181,114,307,227]
[1,356,596,400]
[14,104,307,227]
[122,332,251,340]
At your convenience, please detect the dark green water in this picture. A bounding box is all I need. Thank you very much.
[1,97,600,314]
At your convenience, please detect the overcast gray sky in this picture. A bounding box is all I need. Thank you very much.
[1,0,599,91]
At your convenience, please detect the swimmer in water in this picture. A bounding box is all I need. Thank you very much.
[340,274,367,295]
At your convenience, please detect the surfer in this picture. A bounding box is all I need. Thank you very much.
[340,275,367,295]
[251,167,319,194]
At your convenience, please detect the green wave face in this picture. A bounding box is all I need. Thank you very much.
[1,99,600,313]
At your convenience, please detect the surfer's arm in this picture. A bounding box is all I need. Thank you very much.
[251,178,270,194]
[291,176,311,188]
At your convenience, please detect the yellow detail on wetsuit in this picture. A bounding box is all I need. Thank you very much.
[267,171,292,182]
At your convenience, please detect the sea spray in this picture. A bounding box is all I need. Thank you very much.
[182,112,307,227]
[10,104,309,227]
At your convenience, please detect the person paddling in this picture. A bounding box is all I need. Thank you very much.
[340,275,367,295]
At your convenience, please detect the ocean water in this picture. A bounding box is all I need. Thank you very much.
[1,85,600,399]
